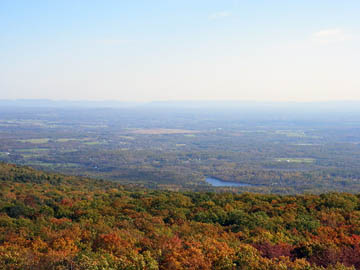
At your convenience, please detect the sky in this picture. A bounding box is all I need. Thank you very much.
[1,0,360,102]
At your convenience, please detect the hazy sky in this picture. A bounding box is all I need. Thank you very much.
[1,0,360,102]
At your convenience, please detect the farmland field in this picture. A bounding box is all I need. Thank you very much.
[129,128,200,135]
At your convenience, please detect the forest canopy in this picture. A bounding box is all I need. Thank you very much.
[1,163,360,269]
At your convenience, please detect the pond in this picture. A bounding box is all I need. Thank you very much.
[205,177,254,187]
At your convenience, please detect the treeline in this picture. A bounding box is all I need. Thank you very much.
[1,163,360,269]
[8,146,360,193]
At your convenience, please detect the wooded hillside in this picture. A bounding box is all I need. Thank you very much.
[1,163,360,269]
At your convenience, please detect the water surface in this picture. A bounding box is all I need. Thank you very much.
[206,177,253,187]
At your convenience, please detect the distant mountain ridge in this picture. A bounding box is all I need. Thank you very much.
[0,99,143,108]
[2,98,360,109]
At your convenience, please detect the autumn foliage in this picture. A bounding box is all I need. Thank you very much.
[0,163,360,269]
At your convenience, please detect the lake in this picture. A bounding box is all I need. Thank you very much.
[206,177,253,187]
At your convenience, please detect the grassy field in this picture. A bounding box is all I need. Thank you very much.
[19,138,50,144]
[17,148,49,152]
[84,141,103,145]
[118,136,135,140]
[56,138,77,142]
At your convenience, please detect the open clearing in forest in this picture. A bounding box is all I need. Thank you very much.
[19,138,50,144]
[275,158,315,163]
[56,138,79,142]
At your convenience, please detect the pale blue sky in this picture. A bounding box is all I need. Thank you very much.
[1,0,360,101]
